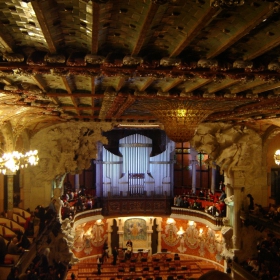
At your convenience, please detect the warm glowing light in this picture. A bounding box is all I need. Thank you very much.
[274,150,280,165]
[177,109,186,117]
[166,218,175,224]
[189,220,194,226]
[199,228,203,234]
[177,226,185,237]
[96,219,103,225]
[0,150,39,174]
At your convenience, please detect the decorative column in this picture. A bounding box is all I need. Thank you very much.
[147,229,153,255]
[118,218,124,249]
[191,160,197,194]
[211,161,216,193]
[190,148,198,194]
[6,171,15,219]
[94,142,103,197]
[107,221,113,255]
[74,174,79,191]
[0,175,4,213]
[231,166,249,250]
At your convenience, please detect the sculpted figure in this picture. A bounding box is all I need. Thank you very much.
[44,53,66,64]
[3,53,24,62]
[85,54,105,65]
[160,57,181,66]
[233,60,253,69]
[123,56,143,65]
[197,59,218,68]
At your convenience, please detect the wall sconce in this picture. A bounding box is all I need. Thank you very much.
[177,226,185,238]
[96,219,103,225]
[189,220,195,227]
[274,150,280,165]
[167,218,175,225]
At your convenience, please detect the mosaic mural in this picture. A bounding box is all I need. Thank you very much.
[124,218,147,240]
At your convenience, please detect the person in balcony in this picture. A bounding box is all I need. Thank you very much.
[219,190,226,202]
[247,194,255,211]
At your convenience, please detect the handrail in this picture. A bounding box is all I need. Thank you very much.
[232,261,259,280]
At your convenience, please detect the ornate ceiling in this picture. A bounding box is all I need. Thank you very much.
[1,0,280,141]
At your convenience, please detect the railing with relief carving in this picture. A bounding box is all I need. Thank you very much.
[101,195,172,216]
[171,207,224,229]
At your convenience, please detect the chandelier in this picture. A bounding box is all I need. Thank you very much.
[0,150,39,174]
[274,150,280,165]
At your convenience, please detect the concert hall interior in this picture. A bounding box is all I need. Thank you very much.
[1,0,280,280]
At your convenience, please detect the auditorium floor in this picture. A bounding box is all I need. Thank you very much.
[66,253,223,280]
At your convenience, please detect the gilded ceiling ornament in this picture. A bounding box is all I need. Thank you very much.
[141,100,215,142]
[210,0,245,7]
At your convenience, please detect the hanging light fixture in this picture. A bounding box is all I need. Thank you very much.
[274,150,280,165]
[0,150,39,174]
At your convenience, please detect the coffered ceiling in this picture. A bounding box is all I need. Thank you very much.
[1,0,280,140]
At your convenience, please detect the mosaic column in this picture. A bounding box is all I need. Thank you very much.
[6,171,14,219]
[231,166,249,250]
[118,218,124,249]
[94,142,103,197]
[74,174,79,191]
[190,148,198,194]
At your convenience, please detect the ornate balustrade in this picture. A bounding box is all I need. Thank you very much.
[101,196,171,216]
[171,207,224,230]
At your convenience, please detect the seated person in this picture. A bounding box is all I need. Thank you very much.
[182,197,190,208]
[7,237,24,254]
[198,190,204,198]
[125,239,133,259]
[207,190,215,201]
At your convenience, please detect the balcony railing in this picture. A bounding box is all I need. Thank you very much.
[171,207,224,229]
[100,195,172,216]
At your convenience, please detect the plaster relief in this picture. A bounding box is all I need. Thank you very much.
[191,123,262,184]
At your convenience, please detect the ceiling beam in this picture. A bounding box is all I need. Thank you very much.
[170,7,221,58]
[61,76,79,110]
[0,25,14,53]
[207,5,275,59]
[115,95,136,118]
[244,37,280,61]
[162,78,183,93]
[137,78,155,92]
[230,80,266,94]
[251,81,280,95]
[184,79,211,93]
[32,75,48,93]
[131,3,160,56]
[207,80,239,94]
[31,0,60,54]
[115,77,126,92]
[91,2,100,54]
